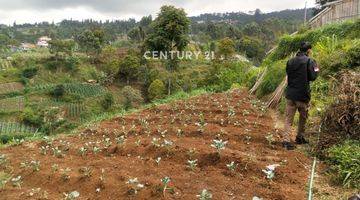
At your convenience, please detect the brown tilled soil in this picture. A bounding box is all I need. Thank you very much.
[0,90,312,200]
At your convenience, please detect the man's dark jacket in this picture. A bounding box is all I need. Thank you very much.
[285,52,318,103]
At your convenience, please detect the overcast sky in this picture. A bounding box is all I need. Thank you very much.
[0,0,316,25]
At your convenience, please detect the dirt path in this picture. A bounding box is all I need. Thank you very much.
[0,90,312,200]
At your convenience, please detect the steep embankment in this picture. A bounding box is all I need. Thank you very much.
[0,89,311,199]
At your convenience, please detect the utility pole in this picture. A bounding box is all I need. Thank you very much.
[304,1,308,25]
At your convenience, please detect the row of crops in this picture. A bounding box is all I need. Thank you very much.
[0,82,24,95]
[64,83,106,97]
[0,96,24,112]
[65,103,84,118]
[28,83,106,97]
[0,122,39,135]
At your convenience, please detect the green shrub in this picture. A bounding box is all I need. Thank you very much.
[148,79,166,100]
[245,67,261,88]
[256,59,286,97]
[121,86,144,109]
[346,42,360,67]
[101,93,114,110]
[51,84,65,98]
[269,19,360,62]
[64,56,80,71]
[206,61,252,92]
[327,140,360,188]
[21,108,43,127]
[45,60,61,70]
[21,67,38,79]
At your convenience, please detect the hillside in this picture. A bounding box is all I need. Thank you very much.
[0,4,358,200]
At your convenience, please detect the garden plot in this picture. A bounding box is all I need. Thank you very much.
[0,96,25,112]
[0,122,38,135]
[27,83,106,97]
[0,82,24,95]
[0,90,311,199]
[64,83,106,97]
[65,103,85,118]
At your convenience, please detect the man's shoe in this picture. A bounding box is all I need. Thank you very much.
[295,136,309,144]
[282,141,296,150]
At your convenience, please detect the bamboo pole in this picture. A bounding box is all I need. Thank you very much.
[266,77,287,108]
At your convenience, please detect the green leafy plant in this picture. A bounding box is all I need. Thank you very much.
[161,177,172,196]
[78,147,88,157]
[64,191,80,200]
[60,168,71,181]
[79,167,92,178]
[152,138,161,148]
[211,139,228,154]
[327,140,360,188]
[30,160,41,172]
[226,161,238,172]
[126,178,145,195]
[11,176,22,188]
[197,189,212,200]
[148,79,166,100]
[265,133,275,147]
[155,157,161,166]
[187,159,198,171]
[195,113,207,133]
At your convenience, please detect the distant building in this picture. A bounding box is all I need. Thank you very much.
[37,36,52,48]
[309,0,360,28]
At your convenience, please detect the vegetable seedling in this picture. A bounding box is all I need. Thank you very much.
[262,164,280,180]
[126,178,145,195]
[11,176,22,188]
[211,139,228,154]
[30,160,41,172]
[155,157,161,166]
[103,137,112,148]
[51,164,59,173]
[116,135,127,146]
[197,189,212,200]
[265,133,275,147]
[161,177,172,196]
[78,147,87,157]
[79,167,92,178]
[60,168,71,181]
[52,147,64,158]
[195,113,207,133]
[187,159,198,171]
[226,161,238,172]
[64,191,80,200]
[152,138,161,148]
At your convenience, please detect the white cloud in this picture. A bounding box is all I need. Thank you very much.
[0,0,316,24]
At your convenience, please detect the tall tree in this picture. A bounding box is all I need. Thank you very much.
[76,28,105,55]
[145,5,190,95]
[218,37,235,60]
[48,39,76,60]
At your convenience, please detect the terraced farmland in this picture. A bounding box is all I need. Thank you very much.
[0,96,25,112]
[0,82,24,95]
[0,122,39,135]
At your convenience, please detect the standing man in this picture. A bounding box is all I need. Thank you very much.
[283,42,319,150]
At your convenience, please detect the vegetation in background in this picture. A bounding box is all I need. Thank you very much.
[148,79,166,101]
[327,141,360,188]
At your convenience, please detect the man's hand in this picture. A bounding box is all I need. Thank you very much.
[314,64,320,72]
